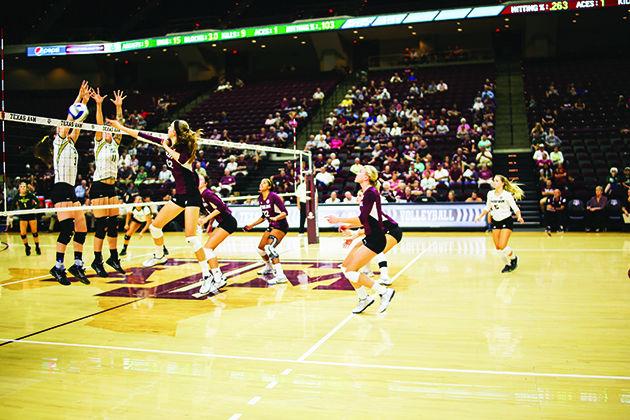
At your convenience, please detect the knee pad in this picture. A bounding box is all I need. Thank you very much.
[268,234,279,248]
[204,247,217,260]
[107,216,118,238]
[124,235,131,241]
[32,232,38,238]
[149,224,163,239]
[94,217,108,240]
[20,234,27,240]
[73,231,87,245]
[345,270,360,284]
[375,252,387,267]
[185,236,203,253]
[57,219,74,245]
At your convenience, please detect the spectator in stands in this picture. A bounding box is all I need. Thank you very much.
[134,167,148,185]
[304,134,318,151]
[477,163,493,186]
[553,163,572,189]
[265,114,277,126]
[315,166,334,189]
[481,86,495,102]
[381,181,397,203]
[476,145,493,167]
[313,87,325,103]
[447,190,457,203]
[329,153,341,172]
[574,98,586,111]
[314,129,327,144]
[539,163,553,185]
[216,79,232,92]
[465,191,482,202]
[409,83,420,97]
[325,191,340,204]
[436,80,448,92]
[436,120,449,135]
[124,181,139,203]
[533,144,552,168]
[272,168,290,193]
[531,122,545,146]
[418,189,437,203]
[541,109,556,128]
[343,191,355,203]
[390,122,402,137]
[214,169,236,196]
[539,179,555,211]
[550,146,564,167]
[158,164,174,184]
[75,180,87,204]
[463,162,479,185]
[457,118,470,139]
[477,134,492,152]
[434,163,449,186]
[420,170,437,191]
[390,72,403,83]
[586,186,608,232]
[235,78,245,88]
[544,128,562,149]
[622,167,630,193]
[544,189,567,233]
[545,83,559,98]
[472,97,484,114]
[350,158,363,175]
[605,167,622,199]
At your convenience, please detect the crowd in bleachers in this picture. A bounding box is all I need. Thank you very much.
[525,58,630,231]
[304,65,497,204]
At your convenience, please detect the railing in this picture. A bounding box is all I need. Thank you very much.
[368,49,494,70]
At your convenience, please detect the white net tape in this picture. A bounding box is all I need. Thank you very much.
[0,111,312,218]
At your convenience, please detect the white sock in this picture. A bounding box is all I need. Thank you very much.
[155,245,164,257]
[273,263,284,277]
[199,260,210,277]
[371,282,386,295]
[504,246,515,261]
[356,286,368,300]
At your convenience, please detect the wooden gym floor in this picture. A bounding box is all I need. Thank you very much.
[0,231,628,419]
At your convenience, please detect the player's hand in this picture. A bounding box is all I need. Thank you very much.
[325,215,339,224]
[517,216,525,224]
[90,87,107,105]
[110,90,126,107]
[243,225,253,231]
[124,224,129,230]
[106,118,122,128]
[139,232,144,239]
[342,238,353,248]
[474,214,483,222]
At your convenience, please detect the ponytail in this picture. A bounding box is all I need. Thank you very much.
[364,165,380,190]
[499,175,525,200]
[172,120,201,163]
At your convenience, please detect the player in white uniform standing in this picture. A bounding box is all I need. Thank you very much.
[475,174,525,273]
[89,88,126,277]
[120,195,157,255]
[49,81,91,285]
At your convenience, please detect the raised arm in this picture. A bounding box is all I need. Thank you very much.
[106,118,140,139]
[60,81,89,139]
[90,88,107,141]
[110,90,127,144]
[68,87,92,143]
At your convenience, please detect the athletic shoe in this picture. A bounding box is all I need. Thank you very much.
[267,275,288,285]
[50,266,71,286]
[378,288,396,313]
[558,226,564,233]
[545,227,551,236]
[91,260,108,278]
[501,264,511,273]
[106,257,126,274]
[379,276,393,286]
[199,275,217,295]
[35,245,41,255]
[143,253,168,267]
[352,296,375,314]
[68,264,90,285]
[258,266,275,276]
[361,267,374,277]
[215,274,227,289]
[264,244,279,259]
[25,245,31,256]
[509,256,518,272]
[120,248,127,256]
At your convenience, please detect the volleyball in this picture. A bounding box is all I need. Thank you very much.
[67,103,89,122]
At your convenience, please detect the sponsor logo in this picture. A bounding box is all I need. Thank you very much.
[31,45,64,57]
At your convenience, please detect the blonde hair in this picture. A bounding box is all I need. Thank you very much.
[364,165,381,191]
[172,120,202,163]
[496,174,524,200]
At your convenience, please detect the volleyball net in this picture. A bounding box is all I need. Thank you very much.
[0,111,319,242]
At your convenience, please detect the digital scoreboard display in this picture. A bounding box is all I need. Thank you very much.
[501,0,627,14]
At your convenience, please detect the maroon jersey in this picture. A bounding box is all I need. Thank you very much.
[258,191,289,230]
[139,132,198,195]
[359,186,386,236]
[201,188,232,224]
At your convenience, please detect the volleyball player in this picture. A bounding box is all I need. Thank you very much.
[474,174,525,273]
[15,182,41,256]
[120,195,155,256]
[89,88,125,277]
[325,165,395,313]
[197,174,238,292]
[49,81,91,285]
[340,213,403,286]
[243,178,289,285]
[106,118,214,289]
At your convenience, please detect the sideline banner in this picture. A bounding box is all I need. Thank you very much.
[229,203,486,229]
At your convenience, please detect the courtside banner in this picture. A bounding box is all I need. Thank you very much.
[229,203,486,229]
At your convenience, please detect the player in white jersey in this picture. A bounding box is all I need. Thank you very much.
[475,174,525,273]
[120,195,164,256]
[49,81,91,286]
[88,88,126,277]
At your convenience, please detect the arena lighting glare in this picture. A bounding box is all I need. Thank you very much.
[21,1,630,57]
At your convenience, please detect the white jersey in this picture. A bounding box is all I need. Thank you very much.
[131,206,151,223]
[53,134,78,185]
[485,190,520,222]
[93,136,119,181]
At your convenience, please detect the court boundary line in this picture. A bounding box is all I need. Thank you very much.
[1,338,628,381]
